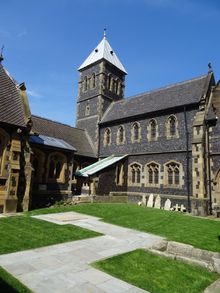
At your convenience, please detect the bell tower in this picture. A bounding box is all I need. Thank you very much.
[76,32,127,154]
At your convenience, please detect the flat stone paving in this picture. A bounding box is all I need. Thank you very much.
[0,211,163,293]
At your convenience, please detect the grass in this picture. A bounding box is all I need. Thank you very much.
[93,249,219,293]
[0,266,32,293]
[0,216,101,255]
[29,203,220,252]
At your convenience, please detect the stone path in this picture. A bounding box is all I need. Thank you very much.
[0,211,163,293]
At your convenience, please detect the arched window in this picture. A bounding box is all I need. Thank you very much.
[165,161,182,187]
[149,119,157,140]
[131,122,141,142]
[117,126,125,145]
[166,115,178,138]
[107,75,111,90]
[129,163,142,186]
[146,162,160,186]
[83,76,88,91]
[47,152,67,183]
[104,128,111,147]
[92,73,96,88]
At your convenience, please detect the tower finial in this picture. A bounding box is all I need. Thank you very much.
[0,45,4,63]
[208,62,212,73]
[104,28,106,39]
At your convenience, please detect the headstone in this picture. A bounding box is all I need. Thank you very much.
[138,201,142,206]
[180,204,186,212]
[154,195,161,209]
[164,199,171,211]
[142,195,147,205]
[147,193,154,208]
[174,204,180,211]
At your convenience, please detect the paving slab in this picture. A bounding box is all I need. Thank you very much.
[0,211,162,292]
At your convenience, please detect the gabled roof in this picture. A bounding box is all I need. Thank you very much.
[29,135,76,151]
[75,155,127,177]
[0,64,26,127]
[31,115,96,158]
[101,73,213,124]
[78,37,127,74]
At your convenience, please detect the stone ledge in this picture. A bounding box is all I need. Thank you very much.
[148,240,220,273]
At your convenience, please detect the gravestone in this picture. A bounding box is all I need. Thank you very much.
[154,195,161,209]
[142,195,147,205]
[147,193,154,208]
[180,204,186,212]
[164,199,171,211]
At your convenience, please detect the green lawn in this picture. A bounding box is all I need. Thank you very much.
[93,249,219,293]
[29,203,220,252]
[0,216,101,255]
[0,266,32,293]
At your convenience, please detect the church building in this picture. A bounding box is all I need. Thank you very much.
[75,34,220,217]
[0,35,220,216]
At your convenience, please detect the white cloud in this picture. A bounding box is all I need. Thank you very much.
[27,90,42,98]
[17,29,27,38]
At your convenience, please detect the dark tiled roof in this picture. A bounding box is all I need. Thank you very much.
[101,74,211,124]
[31,115,96,158]
[0,64,26,127]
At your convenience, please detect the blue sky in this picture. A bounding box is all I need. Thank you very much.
[1,0,220,126]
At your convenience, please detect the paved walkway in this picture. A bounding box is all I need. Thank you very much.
[0,212,163,293]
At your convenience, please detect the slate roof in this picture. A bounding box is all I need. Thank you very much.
[78,36,127,74]
[31,115,96,158]
[0,64,26,127]
[29,135,76,152]
[101,73,212,124]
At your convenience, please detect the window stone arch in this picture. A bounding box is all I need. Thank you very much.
[128,162,142,186]
[131,122,141,143]
[166,115,179,139]
[164,160,184,188]
[116,125,126,145]
[103,128,111,147]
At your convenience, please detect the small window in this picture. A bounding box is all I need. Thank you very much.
[131,122,141,142]
[149,119,157,140]
[92,73,96,88]
[166,115,178,138]
[107,75,111,90]
[117,126,125,145]
[83,76,88,91]
[85,101,90,116]
[104,128,111,147]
